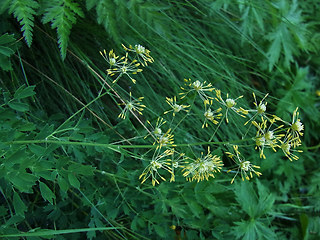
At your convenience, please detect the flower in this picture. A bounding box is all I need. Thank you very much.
[202,99,222,128]
[107,52,142,84]
[145,117,167,139]
[100,49,120,67]
[155,129,175,149]
[169,151,186,182]
[215,89,248,123]
[122,44,154,66]
[286,108,304,147]
[252,117,284,159]
[245,93,269,125]
[164,96,190,116]
[226,145,262,184]
[118,92,146,119]
[139,149,173,186]
[182,147,223,182]
[180,78,215,101]
[278,134,303,161]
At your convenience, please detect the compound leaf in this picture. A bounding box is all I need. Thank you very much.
[9,0,39,47]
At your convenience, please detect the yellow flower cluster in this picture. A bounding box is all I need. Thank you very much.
[118,92,145,119]
[139,146,224,186]
[100,44,153,84]
[251,107,304,162]
[98,45,304,186]
[100,44,154,120]
[226,145,262,184]
[121,44,154,67]
[183,147,223,182]
[139,149,173,186]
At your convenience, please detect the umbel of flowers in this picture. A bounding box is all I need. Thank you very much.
[99,44,304,186]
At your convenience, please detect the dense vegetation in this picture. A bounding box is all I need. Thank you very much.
[0,0,320,239]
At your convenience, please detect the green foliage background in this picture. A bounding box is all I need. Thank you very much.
[0,0,320,239]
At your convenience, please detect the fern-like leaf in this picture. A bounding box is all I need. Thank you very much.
[86,0,99,10]
[95,0,120,42]
[9,0,39,47]
[42,0,84,59]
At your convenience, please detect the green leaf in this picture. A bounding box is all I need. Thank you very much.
[168,197,188,218]
[153,224,166,238]
[3,215,24,228]
[0,33,16,45]
[68,162,95,176]
[4,148,26,167]
[87,219,96,240]
[0,33,16,71]
[0,227,122,238]
[0,0,10,14]
[9,0,39,47]
[0,46,14,57]
[0,206,8,217]
[68,173,80,189]
[255,180,275,217]
[8,101,29,112]
[29,144,46,157]
[234,181,257,217]
[95,0,120,42]
[254,220,277,240]
[18,122,36,131]
[57,175,69,192]
[308,216,320,238]
[239,2,266,41]
[130,215,139,231]
[14,85,36,99]
[300,213,309,239]
[0,54,13,71]
[35,124,54,139]
[185,198,203,218]
[39,182,56,205]
[8,172,38,193]
[42,0,84,59]
[13,191,27,216]
[86,0,98,10]
[266,0,308,70]
[233,220,257,240]
[266,27,282,71]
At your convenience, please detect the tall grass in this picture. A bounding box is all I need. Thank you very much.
[1,0,320,239]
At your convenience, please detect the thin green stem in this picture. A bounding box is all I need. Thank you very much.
[77,189,127,240]
[15,55,130,144]
[0,227,124,238]
[5,138,252,149]
[98,73,122,97]
[171,96,196,132]
[209,113,226,142]
[302,143,320,150]
[47,90,110,139]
